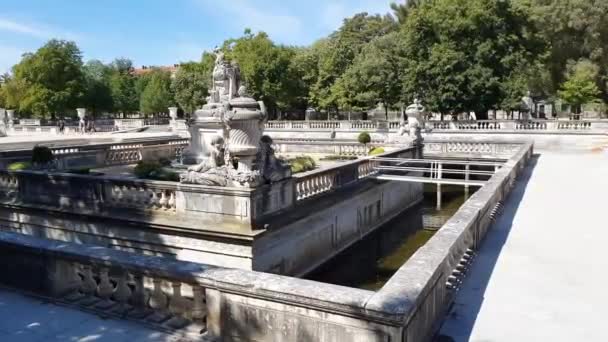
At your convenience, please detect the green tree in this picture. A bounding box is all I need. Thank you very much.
[390,0,423,23]
[82,60,113,116]
[515,0,608,99]
[139,70,174,115]
[171,55,213,114]
[399,0,542,119]
[310,13,397,112]
[221,30,301,118]
[558,59,601,112]
[108,58,138,115]
[334,32,403,118]
[10,40,85,118]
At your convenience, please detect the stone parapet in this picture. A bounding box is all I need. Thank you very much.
[0,139,533,341]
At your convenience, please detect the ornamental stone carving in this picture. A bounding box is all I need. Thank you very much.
[180,50,290,188]
[393,99,426,146]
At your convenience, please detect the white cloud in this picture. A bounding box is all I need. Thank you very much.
[0,17,82,41]
[192,0,304,44]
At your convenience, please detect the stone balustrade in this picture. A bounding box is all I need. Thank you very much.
[0,138,189,170]
[106,182,178,212]
[0,140,534,342]
[0,232,208,336]
[294,147,416,201]
[265,119,608,133]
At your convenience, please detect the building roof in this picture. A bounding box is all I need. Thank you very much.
[132,65,179,76]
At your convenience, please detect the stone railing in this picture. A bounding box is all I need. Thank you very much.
[0,137,189,170]
[0,170,179,214]
[265,119,608,133]
[424,139,522,159]
[0,232,209,336]
[9,125,117,135]
[0,140,534,342]
[294,147,415,201]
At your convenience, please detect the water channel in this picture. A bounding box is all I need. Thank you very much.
[307,184,475,290]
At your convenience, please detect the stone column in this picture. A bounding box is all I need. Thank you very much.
[168,107,178,131]
[6,110,15,129]
[168,107,178,121]
[76,108,86,133]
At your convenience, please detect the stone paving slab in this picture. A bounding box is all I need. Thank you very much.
[439,151,608,342]
[0,290,182,342]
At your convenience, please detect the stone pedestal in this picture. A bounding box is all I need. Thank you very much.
[180,50,290,188]
[6,110,14,131]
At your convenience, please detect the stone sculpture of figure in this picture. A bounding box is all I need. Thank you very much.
[406,98,425,144]
[256,136,291,183]
[180,136,229,186]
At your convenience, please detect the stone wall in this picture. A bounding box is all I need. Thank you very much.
[0,146,422,276]
[0,140,533,342]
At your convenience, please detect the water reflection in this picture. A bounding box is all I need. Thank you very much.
[306,184,473,290]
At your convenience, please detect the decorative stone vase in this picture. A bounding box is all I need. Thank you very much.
[168,107,178,121]
[405,99,425,145]
[76,108,86,120]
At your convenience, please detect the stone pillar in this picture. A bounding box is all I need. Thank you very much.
[436,162,443,210]
[6,110,14,130]
[168,107,178,121]
[464,164,470,198]
[169,107,179,131]
[76,108,86,133]
[0,108,5,137]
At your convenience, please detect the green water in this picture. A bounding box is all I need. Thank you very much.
[306,184,472,290]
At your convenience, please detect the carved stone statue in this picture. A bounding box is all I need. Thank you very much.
[392,99,426,145]
[180,49,289,188]
[257,136,291,183]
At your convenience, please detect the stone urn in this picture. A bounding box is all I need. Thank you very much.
[180,49,278,188]
[76,108,86,120]
[405,99,425,145]
[168,107,178,121]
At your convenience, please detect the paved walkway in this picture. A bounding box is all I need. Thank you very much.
[439,151,608,342]
[0,290,180,342]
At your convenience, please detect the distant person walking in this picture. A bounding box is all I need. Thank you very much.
[58,119,65,134]
[78,117,85,134]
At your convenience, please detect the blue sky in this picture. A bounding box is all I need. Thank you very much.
[0,0,394,74]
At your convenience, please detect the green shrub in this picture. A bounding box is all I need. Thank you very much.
[369,147,385,156]
[7,161,31,171]
[287,156,316,174]
[31,145,54,165]
[67,168,91,174]
[358,132,371,145]
[134,161,162,178]
[321,155,358,161]
[158,157,172,167]
[134,160,179,181]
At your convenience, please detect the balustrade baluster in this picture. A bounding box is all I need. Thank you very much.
[159,191,168,208]
[147,278,170,323]
[168,192,176,209]
[112,271,132,313]
[95,267,116,309]
[166,282,191,328]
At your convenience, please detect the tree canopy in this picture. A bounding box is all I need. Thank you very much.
[8,40,85,118]
[171,56,213,114]
[399,0,542,118]
[2,0,607,119]
[139,69,174,115]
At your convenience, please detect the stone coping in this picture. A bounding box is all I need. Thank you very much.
[365,140,533,322]
[0,230,380,320]
[0,139,533,328]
